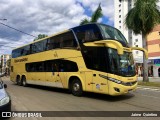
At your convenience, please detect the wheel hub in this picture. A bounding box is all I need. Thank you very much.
[73,83,80,91]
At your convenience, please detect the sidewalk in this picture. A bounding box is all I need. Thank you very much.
[138,77,160,82]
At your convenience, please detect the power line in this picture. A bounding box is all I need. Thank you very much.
[0,22,36,38]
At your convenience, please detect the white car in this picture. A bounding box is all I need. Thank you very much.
[0,80,11,118]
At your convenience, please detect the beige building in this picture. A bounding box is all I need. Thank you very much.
[1,54,11,74]
[147,25,160,77]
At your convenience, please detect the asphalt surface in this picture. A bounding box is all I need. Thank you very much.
[1,76,160,120]
[138,77,160,82]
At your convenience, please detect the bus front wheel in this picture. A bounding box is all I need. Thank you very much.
[16,76,21,85]
[71,79,83,96]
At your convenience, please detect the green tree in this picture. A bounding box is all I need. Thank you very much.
[80,4,103,25]
[34,34,48,41]
[125,0,160,82]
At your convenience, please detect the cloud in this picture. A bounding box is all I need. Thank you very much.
[78,0,114,25]
[0,0,114,55]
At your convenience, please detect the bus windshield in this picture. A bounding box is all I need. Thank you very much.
[99,24,128,45]
[108,48,136,77]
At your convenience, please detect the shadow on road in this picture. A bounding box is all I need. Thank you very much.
[11,83,134,102]
[83,92,135,102]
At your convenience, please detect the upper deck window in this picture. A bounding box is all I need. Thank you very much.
[46,31,77,50]
[73,24,103,43]
[98,24,128,46]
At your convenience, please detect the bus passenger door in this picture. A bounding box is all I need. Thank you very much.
[54,60,67,88]
[85,72,93,92]
[45,61,56,87]
[92,71,108,94]
[45,60,65,88]
[54,72,66,88]
[45,72,56,87]
[34,62,45,86]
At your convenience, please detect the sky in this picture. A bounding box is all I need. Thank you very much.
[0,0,114,55]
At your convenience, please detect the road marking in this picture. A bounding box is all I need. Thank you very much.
[140,94,160,99]
[137,86,160,92]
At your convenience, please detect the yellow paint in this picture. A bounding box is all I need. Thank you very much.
[94,40,124,55]
[10,38,138,96]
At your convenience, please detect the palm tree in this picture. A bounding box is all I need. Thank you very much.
[125,0,160,82]
[80,4,103,25]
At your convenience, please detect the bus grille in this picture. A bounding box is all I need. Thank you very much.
[122,81,137,86]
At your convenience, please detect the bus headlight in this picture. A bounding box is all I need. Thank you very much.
[108,77,122,84]
[0,96,10,106]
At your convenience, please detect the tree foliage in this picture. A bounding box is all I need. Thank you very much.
[34,34,48,41]
[125,0,160,82]
[125,0,160,35]
[80,4,103,25]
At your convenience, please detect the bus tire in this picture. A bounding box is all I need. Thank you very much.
[22,76,27,87]
[16,76,21,85]
[71,78,83,96]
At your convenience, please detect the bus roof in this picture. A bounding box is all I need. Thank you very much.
[12,29,69,50]
[12,23,116,50]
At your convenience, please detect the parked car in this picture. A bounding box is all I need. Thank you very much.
[0,80,11,118]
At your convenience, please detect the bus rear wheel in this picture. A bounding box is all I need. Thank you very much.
[22,76,27,87]
[71,79,83,96]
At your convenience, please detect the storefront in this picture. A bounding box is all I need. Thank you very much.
[153,59,160,77]
[148,59,160,77]
[134,57,143,77]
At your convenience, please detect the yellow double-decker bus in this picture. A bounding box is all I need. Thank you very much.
[10,23,147,96]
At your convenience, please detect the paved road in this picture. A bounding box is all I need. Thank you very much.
[1,77,160,120]
[138,77,160,82]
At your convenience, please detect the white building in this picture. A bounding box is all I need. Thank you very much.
[114,0,143,63]
[1,54,11,73]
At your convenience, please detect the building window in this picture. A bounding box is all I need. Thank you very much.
[119,26,121,29]
[119,4,121,7]
[119,21,121,23]
[135,39,138,42]
[136,45,138,47]
[119,0,122,2]
[136,51,139,54]
[119,15,121,18]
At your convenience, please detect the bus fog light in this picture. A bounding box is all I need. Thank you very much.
[114,87,120,92]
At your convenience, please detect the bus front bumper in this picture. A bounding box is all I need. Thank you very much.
[109,81,137,96]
